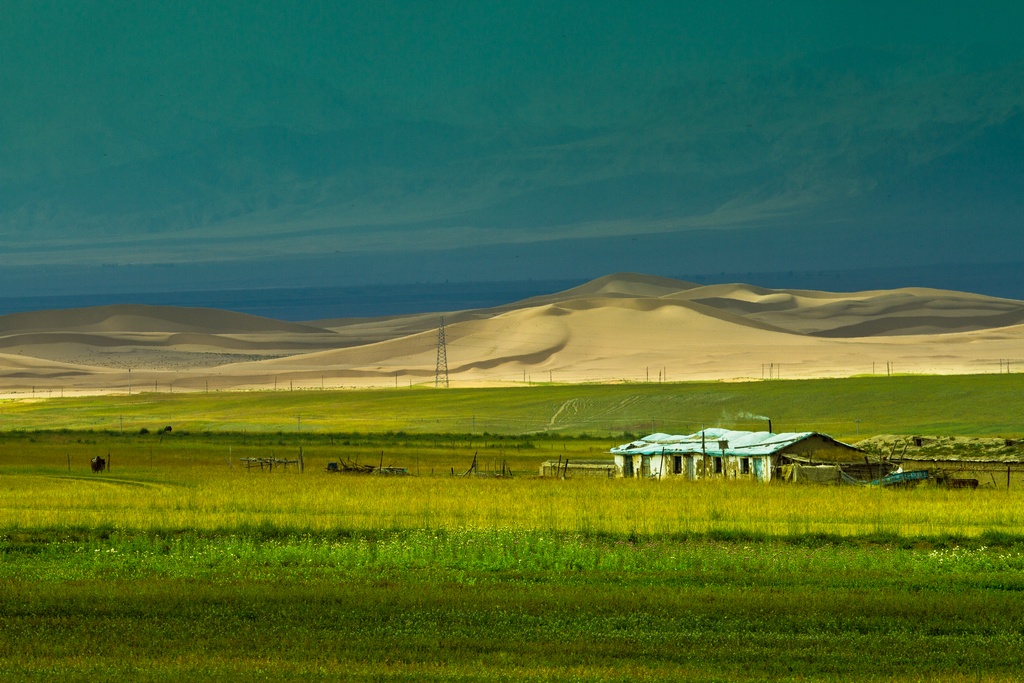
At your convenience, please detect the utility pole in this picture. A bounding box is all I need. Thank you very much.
[435,316,449,388]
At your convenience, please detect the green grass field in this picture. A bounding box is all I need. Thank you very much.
[3,376,1024,680]
[3,528,1024,681]
[3,373,1024,438]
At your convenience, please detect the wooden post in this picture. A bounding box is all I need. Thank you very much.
[298,447,304,474]
[1009,464,1012,490]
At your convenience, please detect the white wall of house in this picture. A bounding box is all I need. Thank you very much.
[615,452,773,482]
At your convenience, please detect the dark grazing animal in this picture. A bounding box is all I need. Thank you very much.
[90,456,106,473]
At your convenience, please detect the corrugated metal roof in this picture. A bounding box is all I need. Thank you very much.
[611,429,848,458]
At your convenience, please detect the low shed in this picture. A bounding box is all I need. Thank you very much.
[897,455,1024,489]
[610,428,864,483]
[539,459,617,478]
[858,435,1024,489]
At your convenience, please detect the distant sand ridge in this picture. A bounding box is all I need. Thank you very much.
[3,273,1024,396]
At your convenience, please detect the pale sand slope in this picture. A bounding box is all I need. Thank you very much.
[312,273,1024,344]
[0,303,334,335]
[3,273,1024,394]
[308,273,702,344]
[220,296,1024,387]
[0,304,347,373]
[671,283,1024,336]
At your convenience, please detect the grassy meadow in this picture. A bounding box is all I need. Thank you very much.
[4,529,1024,681]
[3,451,1024,538]
[3,376,1024,680]
[3,373,1024,438]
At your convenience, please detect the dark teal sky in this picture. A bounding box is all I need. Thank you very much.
[3,1,1024,292]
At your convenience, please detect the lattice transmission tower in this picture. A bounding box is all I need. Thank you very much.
[435,316,449,388]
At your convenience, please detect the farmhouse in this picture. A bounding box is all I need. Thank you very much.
[610,428,867,483]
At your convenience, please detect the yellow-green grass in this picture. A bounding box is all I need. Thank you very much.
[3,426,1024,540]
[0,429,612,482]
[5,430,1024,680]
[4,468,1024,540]
[3,373,1024,438]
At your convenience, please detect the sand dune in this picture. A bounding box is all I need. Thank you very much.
[308,273,701,345]
[0,304,332,335]
[674,284,1024,336]
[0,351,116,379]
[526,272,700,300]
[0,304,346,372]
[314,275,1024,342]
[3,273,1024,395]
